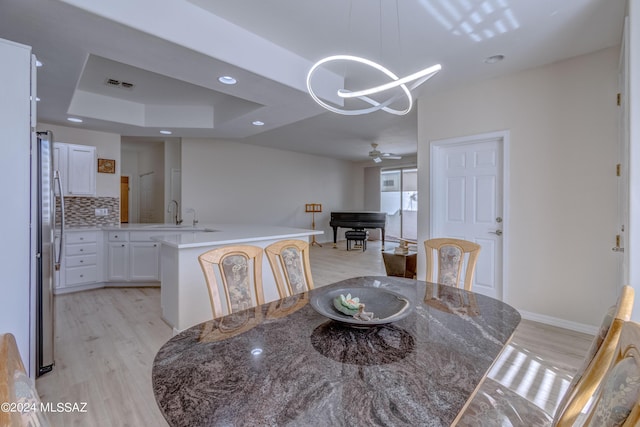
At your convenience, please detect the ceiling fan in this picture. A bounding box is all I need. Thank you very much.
[368,143,402,163]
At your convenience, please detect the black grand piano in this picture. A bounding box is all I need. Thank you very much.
[330,211,387,249]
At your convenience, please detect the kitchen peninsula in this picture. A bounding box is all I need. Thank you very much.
[151,224,323,334]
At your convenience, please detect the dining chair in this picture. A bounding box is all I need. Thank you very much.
[455,285,635,426]
[265,239,314,297]
[579,319,640,426]
[198,245,265,319]
[424,237,481,291]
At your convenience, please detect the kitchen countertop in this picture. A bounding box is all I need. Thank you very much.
[149,223,323,249]
[65,223,323,249]
[100,223,202,231]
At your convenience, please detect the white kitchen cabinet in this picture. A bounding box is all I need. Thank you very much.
[56,230,103,294]
[106,231,128,281]
[53,142,96,196]
[106,231,160,282]
[107,242,129,281]
[129,242,160,281]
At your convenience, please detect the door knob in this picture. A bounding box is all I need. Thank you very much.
[489,230,503,236]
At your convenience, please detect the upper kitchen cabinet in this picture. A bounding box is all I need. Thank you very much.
[54,142,96,196]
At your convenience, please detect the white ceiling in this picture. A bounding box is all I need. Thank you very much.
[0,0,626,161]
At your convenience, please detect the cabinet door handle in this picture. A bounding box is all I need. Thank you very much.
[80,249,84,252]
[80,260,83,263]
[121,244,125,247]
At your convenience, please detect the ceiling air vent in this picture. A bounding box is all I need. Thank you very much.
[104,78,135,90]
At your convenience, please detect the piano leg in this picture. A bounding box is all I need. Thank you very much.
[381,227,385,251]
[332,227,338,248]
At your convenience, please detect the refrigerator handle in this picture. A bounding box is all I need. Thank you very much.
[53,170,64,270]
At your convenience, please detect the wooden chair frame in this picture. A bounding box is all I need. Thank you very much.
[555,285,635,426]
[198,245,265,319]
[424,237,481,291]
[1,334,25,426]
[265,239,314,297]
[582,319,640,426]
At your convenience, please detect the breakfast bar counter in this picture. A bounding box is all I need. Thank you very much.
[151,224,323,333]
[152,276,521,426]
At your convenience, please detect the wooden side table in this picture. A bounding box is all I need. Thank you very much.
[382,250,417,279]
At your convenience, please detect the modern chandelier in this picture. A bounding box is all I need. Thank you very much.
[307,57,441,116]
[306,2,441,116]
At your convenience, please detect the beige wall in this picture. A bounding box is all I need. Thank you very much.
[38,123,121,197]
[181,138,360,242]
[417,46,619,329]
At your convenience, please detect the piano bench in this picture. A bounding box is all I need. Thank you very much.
[345,230,368,251]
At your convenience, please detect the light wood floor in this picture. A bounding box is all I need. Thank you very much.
[36,240,593,426]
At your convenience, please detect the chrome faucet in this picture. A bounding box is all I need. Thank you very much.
[168,200,183,225]
[186,208,198,227]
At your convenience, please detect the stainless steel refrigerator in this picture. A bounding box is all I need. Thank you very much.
[35,130,64,376]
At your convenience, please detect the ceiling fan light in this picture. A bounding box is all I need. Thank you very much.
[373,157,382,163]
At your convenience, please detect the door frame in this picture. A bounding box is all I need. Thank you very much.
[429,130,510,301]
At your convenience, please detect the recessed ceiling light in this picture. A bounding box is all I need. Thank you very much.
[252,120,265,126]
[159,130,172,135]
[484,54,505,64]
[35,59,43,67]
[67,117,83,123]
[218,76,237,85]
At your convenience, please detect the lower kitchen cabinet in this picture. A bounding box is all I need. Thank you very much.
[106,241,129,281]
[107,231,160,283]
[129,242,160,281]
[57,227,171,293]
[56,229,103,294]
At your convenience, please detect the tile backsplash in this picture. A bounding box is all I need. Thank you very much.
[56,196,120,227]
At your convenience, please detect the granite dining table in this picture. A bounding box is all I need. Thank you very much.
[152,276,521,427]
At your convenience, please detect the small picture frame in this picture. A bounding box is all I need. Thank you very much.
[97,158,116,174]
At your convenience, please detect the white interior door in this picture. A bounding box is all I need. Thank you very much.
[431,132,506,299]
[139,172,155,223]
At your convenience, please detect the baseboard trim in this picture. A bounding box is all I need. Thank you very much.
[53,282,104,295]
[519,310,598,335]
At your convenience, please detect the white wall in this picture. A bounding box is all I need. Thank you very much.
[37,123,121,197]
[628,0,640,322]
[181,138,359,241]
[417,46,619,329]
[0,38,33,375]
